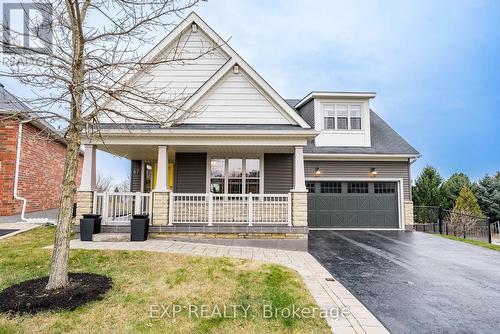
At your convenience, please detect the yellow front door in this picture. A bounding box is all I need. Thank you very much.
[152,162,174,190]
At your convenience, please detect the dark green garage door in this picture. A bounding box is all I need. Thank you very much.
[307,181,399,228]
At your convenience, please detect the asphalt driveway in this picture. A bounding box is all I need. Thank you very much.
[0,229,18,237]
[308,230,500,334]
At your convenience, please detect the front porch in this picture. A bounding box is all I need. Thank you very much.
[91,191,292,226]
[75,130,313,239]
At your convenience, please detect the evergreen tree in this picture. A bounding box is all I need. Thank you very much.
[475,172,500,221]
[453,185,482,216]
[413,165,443,206]
[440,173,471,210]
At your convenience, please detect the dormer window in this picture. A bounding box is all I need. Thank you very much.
[322,103,362,130]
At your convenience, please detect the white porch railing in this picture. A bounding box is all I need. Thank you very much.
[93,192,152,224]
[169,193,292,226]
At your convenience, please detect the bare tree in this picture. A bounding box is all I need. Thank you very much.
[1,0,222,290]
[95,172,113,192]
[114,175,130,193]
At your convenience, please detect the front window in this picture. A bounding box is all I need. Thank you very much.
[210,158,261,194]
[336,104,348,129]
[323,103,363,130]
[210,159,225,193]
[350,104,362,130]
[228,159,243,194]
[245,159,260,194]
[323,104,335,129]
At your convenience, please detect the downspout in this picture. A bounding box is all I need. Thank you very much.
[13,120,30,221]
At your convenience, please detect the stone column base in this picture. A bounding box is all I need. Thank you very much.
[291,191,308,227]
[152,191,170,225]
[404,201,414,231]
[75,191,94,224]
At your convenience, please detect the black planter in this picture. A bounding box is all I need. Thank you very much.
[80,217,95,241]
[82,214,102,234]
[131,215,150,241]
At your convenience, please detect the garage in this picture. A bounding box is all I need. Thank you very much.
[307,181,400,228]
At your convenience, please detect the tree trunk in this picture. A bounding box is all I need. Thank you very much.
[46,1,86,290]
[46,124,81,290]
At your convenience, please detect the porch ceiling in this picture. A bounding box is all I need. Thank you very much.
[96,144,294,160]
[96,144,159,160]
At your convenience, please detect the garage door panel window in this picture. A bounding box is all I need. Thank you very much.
[320,182,342,193]
[374,182,396,194]
[347,182,369,193]
[306,182,315,193]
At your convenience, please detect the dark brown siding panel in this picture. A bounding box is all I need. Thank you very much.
[297,99,315,128]
[174,153,207,193]
[304,160,412,200]
[130,160,142,192]
[264,154,293,193]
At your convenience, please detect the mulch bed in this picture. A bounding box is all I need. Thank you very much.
[0,273,112,315]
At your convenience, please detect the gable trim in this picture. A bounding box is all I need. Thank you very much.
[176,13,309,128]
[93,12,310,128]
[178,59,301,125]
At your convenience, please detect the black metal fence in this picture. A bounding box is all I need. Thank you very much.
[413,206,497,243]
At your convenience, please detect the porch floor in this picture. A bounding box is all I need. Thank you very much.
[64,238,388,334]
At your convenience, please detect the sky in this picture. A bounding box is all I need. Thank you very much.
[2,0,500,185]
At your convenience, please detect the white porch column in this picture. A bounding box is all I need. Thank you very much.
[155,145,169,192]
[152,145,170,225]
[292,146,306,191]
[79,144,96,191]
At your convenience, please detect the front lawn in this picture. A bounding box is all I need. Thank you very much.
[439,234,500,252]
[0,227,330,334]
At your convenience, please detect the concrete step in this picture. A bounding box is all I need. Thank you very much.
[92,233,130,242]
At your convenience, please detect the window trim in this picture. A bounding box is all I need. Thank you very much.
[321,102,364,131]
[206,154,264,194]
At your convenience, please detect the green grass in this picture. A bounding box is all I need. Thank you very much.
[439,234,500,252]
[0,227,330,334]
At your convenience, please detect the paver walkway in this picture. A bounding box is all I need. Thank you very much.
[70,238,388,334]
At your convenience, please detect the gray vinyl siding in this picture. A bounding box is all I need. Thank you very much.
[297,99,315,128]
[264,154,293,194]
[304,160,412,200]
[174,153,207,193]
[130,160,141,192]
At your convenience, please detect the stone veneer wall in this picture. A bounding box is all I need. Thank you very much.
[75,191,93,222]
[404,201,414,230]
[152,191,169,225]
[291,191,308,227]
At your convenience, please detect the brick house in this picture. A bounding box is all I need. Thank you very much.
[0,84,83,220]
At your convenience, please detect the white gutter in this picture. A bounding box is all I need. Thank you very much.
[304,153,421,160]
[13,121,50,224]
[13,121,29,222]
